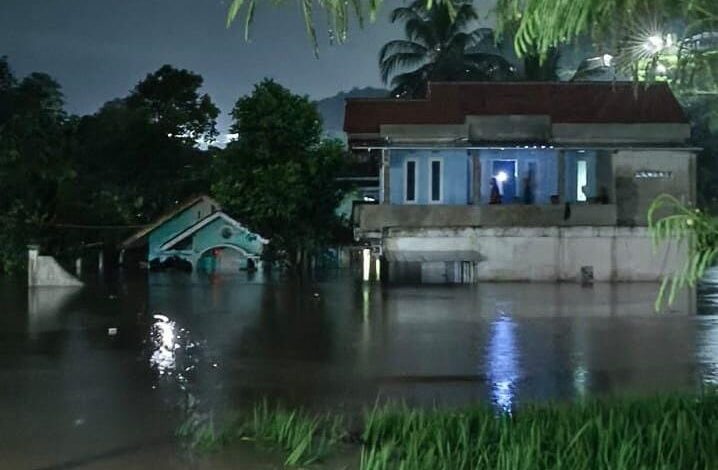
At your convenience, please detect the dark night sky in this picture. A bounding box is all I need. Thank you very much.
[0,0,405,133]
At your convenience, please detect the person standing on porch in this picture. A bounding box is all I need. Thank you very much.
[490,178,502,204]
[522,171,535,205]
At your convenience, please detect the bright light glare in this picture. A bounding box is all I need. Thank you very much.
[602,54,613,67]
[656,63,667,74]
[644,35,664,53]
[496,171,508,183]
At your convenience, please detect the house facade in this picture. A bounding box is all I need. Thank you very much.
[344,82,696,283]
[120,195,267,271]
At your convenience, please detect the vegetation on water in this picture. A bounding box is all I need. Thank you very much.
[179,392,718,469]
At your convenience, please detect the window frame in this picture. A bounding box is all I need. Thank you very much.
[404,158,418,203]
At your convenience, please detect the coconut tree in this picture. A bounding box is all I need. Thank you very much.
[379,0,515,98]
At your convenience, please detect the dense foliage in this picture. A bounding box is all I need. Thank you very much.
[379,0,514,98]
[0,58,74,272]
[212,80,346,270]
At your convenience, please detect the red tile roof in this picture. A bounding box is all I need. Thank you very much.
[343,82,688,134]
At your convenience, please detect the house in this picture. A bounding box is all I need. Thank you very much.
[344,82,696,283]
[120,195,268,271]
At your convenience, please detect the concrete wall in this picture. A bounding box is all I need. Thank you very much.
[374,122,690,146]
[613,150,695,226]
[552,123,691,145]
[354,204,617,236]
[381,227,685,283]
[28,248,83,287]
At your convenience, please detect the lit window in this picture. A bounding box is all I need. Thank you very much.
[577,160,587,202]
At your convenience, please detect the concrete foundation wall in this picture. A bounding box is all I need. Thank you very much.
[383,227,684,283]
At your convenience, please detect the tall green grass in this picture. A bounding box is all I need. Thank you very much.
[179,393,718,469]
[179,400,346,466]
[361,394,718,470]
[239,400,346,466]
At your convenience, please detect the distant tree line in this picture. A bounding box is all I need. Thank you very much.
[0,58,346,274]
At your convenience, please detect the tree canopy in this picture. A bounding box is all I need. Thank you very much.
[0,58,74,272]
[212,79,346,270]
[127,65,219,144]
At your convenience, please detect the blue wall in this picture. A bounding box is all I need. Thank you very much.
[389,149,471,204]
[479,149,558,204]
[190,217,265,257]
[387,148,600,205]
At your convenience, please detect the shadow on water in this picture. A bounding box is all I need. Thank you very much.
[1,269,717,468]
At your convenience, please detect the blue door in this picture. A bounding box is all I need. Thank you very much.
[492,160,517,203]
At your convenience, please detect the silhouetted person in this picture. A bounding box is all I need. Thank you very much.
[522,174,535,204]
[597,185,609,204]
[489,178,502,204]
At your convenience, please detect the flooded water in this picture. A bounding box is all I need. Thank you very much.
[1,270,718,468]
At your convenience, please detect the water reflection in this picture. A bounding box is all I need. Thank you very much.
[486,312,520,412]
[150,314,177,376]
[27,287,82,336]
[698,318,718,385]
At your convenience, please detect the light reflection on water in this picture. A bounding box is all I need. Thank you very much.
[486,312,519,412]
[150,314,177,376]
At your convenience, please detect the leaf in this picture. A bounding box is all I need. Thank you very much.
[226,0,245,28]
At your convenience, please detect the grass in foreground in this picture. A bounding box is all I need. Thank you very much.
[179,393,718,469]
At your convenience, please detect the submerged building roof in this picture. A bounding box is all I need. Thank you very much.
[344,82,688,135]
[120,195,220,249]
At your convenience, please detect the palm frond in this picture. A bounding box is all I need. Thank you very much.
[390,65,433,98]
[404,17,438,46]
[378,40,428,63]
[380,52,428,83]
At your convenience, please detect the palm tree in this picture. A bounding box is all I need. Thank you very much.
[379,0,515,98]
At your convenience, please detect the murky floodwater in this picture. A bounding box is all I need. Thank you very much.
[1,270,717,469]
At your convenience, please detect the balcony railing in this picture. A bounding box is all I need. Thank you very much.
[353,203,617,236]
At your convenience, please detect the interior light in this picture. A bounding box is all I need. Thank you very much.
[496,171,509,183]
